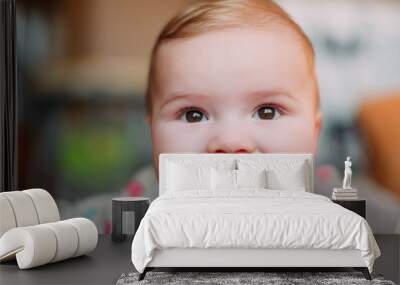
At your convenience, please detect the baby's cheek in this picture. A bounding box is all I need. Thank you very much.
[151,121,209,154]
[255,117,317,154]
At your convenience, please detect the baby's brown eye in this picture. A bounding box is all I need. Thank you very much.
[254,106,279,120]
[180,109,208,123]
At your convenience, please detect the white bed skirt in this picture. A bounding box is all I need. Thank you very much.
[148,248,366,268]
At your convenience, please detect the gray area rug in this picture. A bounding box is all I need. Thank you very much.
[116,272,396,285]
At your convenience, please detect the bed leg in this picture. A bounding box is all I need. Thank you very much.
[354,267,371,280]
[138,268,148,281]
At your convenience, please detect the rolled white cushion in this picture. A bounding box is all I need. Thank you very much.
[23,189,60,223]
[0,226,57,269]
[64,218,98,257]
[42,221,79,262]
[0,218,98,269]
[0,191,39,227]
[0,195,17,237]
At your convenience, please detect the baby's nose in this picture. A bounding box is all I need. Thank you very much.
[207,127,256,154]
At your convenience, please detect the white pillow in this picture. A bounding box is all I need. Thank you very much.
[236,169,267,189]
[237,159,308,191]
[211,169,268,191]
[167,162,211,191]
[211,168,236,191]
[267,165,306,191]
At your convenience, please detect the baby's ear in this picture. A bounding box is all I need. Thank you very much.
[145,114,151,126]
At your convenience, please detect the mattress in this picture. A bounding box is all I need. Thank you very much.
[131,190,380,273]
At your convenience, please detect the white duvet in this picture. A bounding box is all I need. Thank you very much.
[131,190,380,273]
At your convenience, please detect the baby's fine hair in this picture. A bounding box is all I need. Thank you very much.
[145,0,316,115]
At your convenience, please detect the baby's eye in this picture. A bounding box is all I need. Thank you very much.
[253,106,281,120]
[179,109,208,123]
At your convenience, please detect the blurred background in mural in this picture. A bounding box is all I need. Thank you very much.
[16,0,400,234]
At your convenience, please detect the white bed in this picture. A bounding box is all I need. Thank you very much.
[131,153,380,280]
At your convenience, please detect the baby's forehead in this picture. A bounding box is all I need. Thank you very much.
[152,28,315,104]
[156,26,313,73]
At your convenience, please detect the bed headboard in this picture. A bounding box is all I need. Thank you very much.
[159,153,314,195]
[159,153,314,196]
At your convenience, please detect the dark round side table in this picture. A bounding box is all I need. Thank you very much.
[112,197,150,242]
